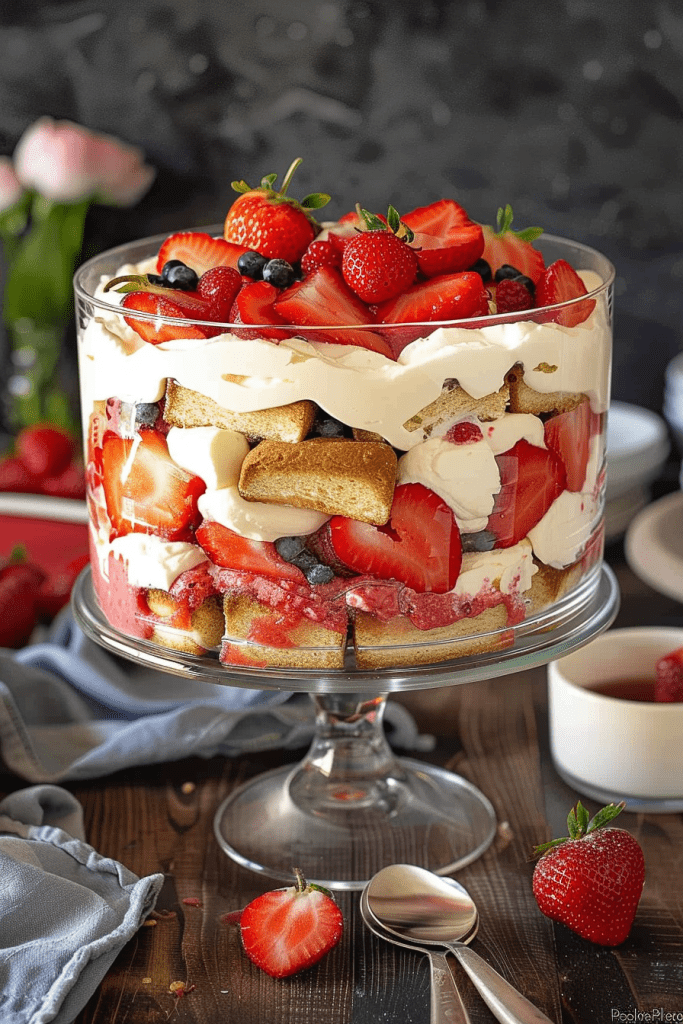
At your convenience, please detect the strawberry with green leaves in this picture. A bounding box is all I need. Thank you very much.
[532,802,645,946]
[224,158,330,264]
[481,204,545,285]
[341,205,418,303]
[239,868,343,978]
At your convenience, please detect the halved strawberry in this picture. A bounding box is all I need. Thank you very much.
[481,205,546,285]
[122,292,212,345]
[101,428,205,541]
[197,265,242,322]
[655,646,683,702]
[328,482,462,594]
[535,259,596,327]
[377,271,489,324]
[488,439,566,548]
[157,231,247,276]
[196,520,306,582]
[240,868,343,978]
[544,401,593,492]
[233,280,292,341]
[274,265,394,358]
[402,199,485,277]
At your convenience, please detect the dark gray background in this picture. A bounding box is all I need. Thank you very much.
[1,0,681,413]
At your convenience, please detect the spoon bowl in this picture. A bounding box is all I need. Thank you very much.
[366,865,555,1024]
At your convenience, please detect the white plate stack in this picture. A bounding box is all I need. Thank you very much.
[605,401,670,542]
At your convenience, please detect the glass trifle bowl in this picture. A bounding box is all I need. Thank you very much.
[73,223,616,887]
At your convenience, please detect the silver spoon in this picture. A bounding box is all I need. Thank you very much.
[360,886,475,1024]
[366,864,555,1024]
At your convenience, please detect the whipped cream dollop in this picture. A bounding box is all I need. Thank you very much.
[106,534,208,590]
[455,539,537,598]
[198,486,330,542]
[166,425,248,490]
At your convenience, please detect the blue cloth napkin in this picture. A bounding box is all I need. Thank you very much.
[0,784,164,1024]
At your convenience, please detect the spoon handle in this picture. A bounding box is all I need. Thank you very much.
[446,944,554,1024]
[427,950,472,1024]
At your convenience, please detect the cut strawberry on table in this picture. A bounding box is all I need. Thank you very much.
[488,438,566,548]
[101,428,205,541]
[532,801,645,946]
[240,867,343,978]
[328,482,462,594]
[121,291,212,344]
[157,231,247,276]
[481,204,546,285]
[224,157,330,264]
[544,400,593,492]
[274,265,394,358]
[196,520,306,582]
[654,645,683,702]
[536,258,596,327]
[402,198,485,277]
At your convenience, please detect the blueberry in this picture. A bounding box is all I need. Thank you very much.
[513,273,536,296]
[161,260,199,290]
[135,402,160,429]
[316,417,345,437]
[262,259,295,288]
[494,263,523,282]
[461,530,496,552]
[468,258,492,282]
[291,549,318,571]
[147,273,164,285]
[305,563,334,585]
[275,536,306,562]
[237,250,269,279]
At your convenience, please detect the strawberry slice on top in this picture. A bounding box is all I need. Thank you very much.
[121,291,213,344]
[196,520,306,583]
[157,231,248,276]
[233,280,292,341]
[101,428,205,541]
[328,482,462,594]
[481,204,546,285]
[487,438,566,548]
[402,198,485,277]
[536,259,596,327]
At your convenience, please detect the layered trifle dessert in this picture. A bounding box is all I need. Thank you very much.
[75,160,613,671]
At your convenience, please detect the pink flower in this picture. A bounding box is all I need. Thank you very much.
[0,156,24,211]
[13,116,155,207]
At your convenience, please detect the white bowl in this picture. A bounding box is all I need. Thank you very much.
[606,402,669,502]
[548,627,683,812]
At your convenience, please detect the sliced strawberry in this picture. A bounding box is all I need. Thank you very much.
[101,428,205,541]
[197,265,242,322]
[536,259,596,327]
[488,439,566,548]
[196,520,306,582]
[328,482,462,594]
[402,199,485,277]
[274,265,394,358]
[655,646,683,702]
[544,401,593,492]
[122,292,212,345]
[240,869,343,978]
[233,280,292,341]
[157,231,247,276]
[481,205,546,285]
[377,271,489,324]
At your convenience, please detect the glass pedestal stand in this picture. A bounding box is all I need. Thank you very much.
[72,564,619,890]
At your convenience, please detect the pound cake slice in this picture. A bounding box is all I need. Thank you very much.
[505,364,585,415]
[164,380,317,442]
[403,379,509,437]
[146,589,225,655]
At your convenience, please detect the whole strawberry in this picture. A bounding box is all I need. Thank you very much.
[16,424,75,479]
[224,158,330,264]
[239,867,343,977]
[342,205,419,303]
[531,802,645,946]
[0,547,46,648]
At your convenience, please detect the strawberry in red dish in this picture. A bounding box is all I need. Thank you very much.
[101,428,205,541]
[157,231,247,276]
[0,456,40,494]
[0,549,46,648]
[536,259,596,327]
[274,265,394,358]
[240,868,343,978]
[196,521,306,582]
[341,206,418,303]
[402,198,485,277]
[544,401,593,492]
[15,424,75,478]
[481,205,545,285]
[488,439,566,548]
[328,482,462,594]
[224,158,330,264]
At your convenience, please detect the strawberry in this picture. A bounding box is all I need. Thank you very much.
[121,292,212,345]
[196,520,306,582]
[0,548,46,648]
[36,553,89,620]
[224,158,330,264]
[341,207,419,303]
[0,456,40,493]
[300,238,342,276]
[240,867,343,978]
[544,401,593,492]
[493,277,535,314]
[101,428,205,541]
[157,231,247,276]
[376,271,489,325]
[328,482,462,594]
[481,205,546,285]
[488,439,566,548]
[197,265,242,322]
[536,259,596,327]
[654,645,683,702]
[532,801,645,946]
[402,198,485,277]
[16,424,75,478]
[40,463,86,499]
[233,280,291,341]
[274,265,394,358]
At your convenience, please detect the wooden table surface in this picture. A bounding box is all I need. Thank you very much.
[2,539,683,1024]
